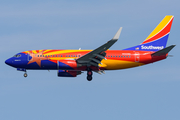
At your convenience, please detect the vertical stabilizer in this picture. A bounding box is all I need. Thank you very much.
[124,15,174,51]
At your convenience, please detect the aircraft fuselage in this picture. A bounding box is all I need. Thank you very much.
[5,49,167,71]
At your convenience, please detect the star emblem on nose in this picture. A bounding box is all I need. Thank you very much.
[27,51,48,67]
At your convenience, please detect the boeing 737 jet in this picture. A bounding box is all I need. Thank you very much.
[5,15,175,81]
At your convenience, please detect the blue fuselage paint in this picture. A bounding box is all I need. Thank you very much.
[5,53,57,70]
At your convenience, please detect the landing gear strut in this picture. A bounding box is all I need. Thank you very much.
[87,69,93,81]
[24,72,27,77]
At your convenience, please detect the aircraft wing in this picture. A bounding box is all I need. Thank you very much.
[76,27,122,67]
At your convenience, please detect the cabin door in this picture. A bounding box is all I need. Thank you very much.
[135,52,140,62]
[28,53,33,61]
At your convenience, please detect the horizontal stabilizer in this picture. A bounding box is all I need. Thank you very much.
[151,45,176,56]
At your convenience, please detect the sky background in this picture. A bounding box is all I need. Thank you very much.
[0,0,180,120]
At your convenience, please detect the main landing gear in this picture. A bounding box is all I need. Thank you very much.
[87,69,93,81]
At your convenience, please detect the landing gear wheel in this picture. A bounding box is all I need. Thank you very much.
[24,73,27,77]
[87,75,92,81]
[86,68,93,81]
[87,71,93,76]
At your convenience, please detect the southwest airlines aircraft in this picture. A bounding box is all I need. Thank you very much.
[5,15,175,81]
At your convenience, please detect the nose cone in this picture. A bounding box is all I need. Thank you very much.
[5,58,13,66]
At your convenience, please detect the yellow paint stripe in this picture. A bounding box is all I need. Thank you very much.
[23,51,30,54]
[44,50,91,55]
[101,59,144,70]
[145,15,173,41]
[32,50,37,54]
[39,50,43,52]
[43,50,52,53]
[23,49,91,55]
[44,51,61,55]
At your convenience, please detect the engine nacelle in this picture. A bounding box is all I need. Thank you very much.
[58,60,78,70]
[57,70,81,77]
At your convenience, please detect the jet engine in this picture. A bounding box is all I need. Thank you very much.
[57,70,81,77]
[58,60,78,70]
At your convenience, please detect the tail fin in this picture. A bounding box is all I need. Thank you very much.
[124,15,174,51]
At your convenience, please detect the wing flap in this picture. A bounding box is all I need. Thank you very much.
[89,58,102,64]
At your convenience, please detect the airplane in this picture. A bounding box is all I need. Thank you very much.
[5,15,175,81]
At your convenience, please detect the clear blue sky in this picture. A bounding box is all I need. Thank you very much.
[0,0,180,120]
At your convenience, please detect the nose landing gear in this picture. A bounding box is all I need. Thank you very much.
[17,68,27,78]
[24,72,28,77]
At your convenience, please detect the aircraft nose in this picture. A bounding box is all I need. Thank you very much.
[5,58,13,66]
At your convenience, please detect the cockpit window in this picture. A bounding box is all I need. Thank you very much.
[14,54,21,58]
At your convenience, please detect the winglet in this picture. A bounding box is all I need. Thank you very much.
[151,45,176,56]
[112,27,122,40]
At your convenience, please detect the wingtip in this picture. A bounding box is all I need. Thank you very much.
[112,27,123,40]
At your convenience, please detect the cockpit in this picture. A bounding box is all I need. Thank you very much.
[13,54,21,58]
